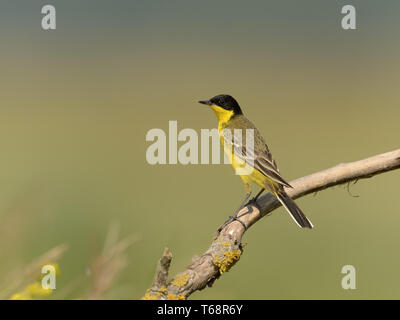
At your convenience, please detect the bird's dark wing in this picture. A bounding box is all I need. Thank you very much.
[254,152,292,188]
[222,128,292,188]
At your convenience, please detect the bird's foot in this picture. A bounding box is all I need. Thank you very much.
[216,215,247,235]
[215,192,253,237]
[216,208,249,235]
[244,197,262,212]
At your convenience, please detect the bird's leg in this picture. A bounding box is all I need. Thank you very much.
[233,191,252,218]
[245,187,265,206]
[217,184,252,232]
[217,192,251,232]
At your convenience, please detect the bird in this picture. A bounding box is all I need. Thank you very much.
[199,94,313,230]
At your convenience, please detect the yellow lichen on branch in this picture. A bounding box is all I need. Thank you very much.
[213,249,241,274]
[171,272,189,287]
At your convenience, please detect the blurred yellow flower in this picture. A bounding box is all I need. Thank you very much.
[9,263,59,300]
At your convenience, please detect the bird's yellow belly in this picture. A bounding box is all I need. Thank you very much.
[218,125,279,193]
[223,145,277,191]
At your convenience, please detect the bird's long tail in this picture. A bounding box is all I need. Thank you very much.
[275,191,313,229]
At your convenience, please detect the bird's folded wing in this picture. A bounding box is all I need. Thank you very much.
[223,130,292,188]
[255,156,292,188]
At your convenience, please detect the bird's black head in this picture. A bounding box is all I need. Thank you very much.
[199,94,243,115]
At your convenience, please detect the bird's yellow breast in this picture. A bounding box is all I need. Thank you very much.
[216,111,279,191]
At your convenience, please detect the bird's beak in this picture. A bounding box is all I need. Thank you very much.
[198,100,211,106]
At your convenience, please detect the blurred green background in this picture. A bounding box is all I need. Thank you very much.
[0,0,399,299]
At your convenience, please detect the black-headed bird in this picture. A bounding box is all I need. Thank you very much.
[199,94,313,229]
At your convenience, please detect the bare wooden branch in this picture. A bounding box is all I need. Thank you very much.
[152,248,173,289]
[143,149,400,300]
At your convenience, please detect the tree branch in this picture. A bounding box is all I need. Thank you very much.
[142,149,400,300]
